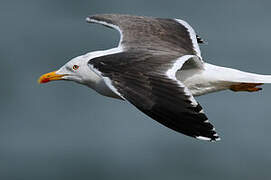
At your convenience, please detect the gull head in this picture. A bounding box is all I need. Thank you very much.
[38,53,100,86]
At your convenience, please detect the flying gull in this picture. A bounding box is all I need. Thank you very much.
[38,14,271,142]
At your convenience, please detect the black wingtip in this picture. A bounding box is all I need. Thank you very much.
[196,35,207,44]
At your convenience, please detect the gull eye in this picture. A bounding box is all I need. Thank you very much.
[72,65,79,70]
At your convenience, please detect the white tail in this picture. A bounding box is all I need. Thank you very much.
[184,63,271,96]
[205,63,271,84]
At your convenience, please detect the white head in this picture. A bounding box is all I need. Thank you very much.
[38,52,101,86]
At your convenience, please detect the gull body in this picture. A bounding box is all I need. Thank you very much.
[55,48,271,98]
[39,14,271,141]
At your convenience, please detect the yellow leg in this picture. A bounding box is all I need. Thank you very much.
[230,83,263,92]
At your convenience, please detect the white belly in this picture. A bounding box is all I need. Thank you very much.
[176,63,233,96]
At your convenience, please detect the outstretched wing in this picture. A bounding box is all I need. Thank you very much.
[86,14,202,59]
[88,51,219,141]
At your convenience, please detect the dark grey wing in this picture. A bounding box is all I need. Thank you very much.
[86,14,202,58]
[88,51,219,141]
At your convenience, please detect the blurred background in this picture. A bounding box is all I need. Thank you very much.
[1,0,271,179]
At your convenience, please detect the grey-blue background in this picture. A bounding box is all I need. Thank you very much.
[1,0,271,179]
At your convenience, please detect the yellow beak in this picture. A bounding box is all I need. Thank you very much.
[38,71,65,84]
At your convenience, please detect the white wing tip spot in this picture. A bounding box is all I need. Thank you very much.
[86,17,91,22]
[196,135,221,142]
[196,136,211,141]
[204,120,209,123]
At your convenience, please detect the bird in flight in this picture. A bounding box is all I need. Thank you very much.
[38,14,271,142]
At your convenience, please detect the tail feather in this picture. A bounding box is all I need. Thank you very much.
[232,71,271,84]
[185,63,271,96]
[206,63,271,84]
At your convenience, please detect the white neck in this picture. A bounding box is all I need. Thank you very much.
[81,47,124,99]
